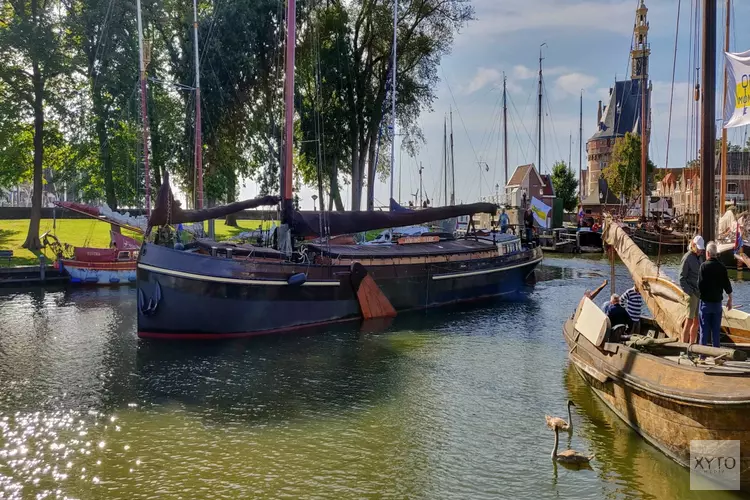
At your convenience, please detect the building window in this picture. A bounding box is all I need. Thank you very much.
[728,183,738,194]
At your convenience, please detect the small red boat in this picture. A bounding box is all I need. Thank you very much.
[44,202,144,285]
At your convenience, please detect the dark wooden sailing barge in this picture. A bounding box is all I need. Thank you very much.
[137,180,542,339]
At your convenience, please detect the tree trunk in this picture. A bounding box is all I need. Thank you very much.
[23,62,44,251]
[224,176,238,227]
[329,156,344,211]
[92,91,117,211]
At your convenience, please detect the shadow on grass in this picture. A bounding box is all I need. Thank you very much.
[0,228,20,247]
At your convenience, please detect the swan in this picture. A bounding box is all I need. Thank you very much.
[545,400,574,431]
[551,426,594,464]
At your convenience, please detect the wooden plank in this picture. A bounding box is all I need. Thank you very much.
[574,297,608,347]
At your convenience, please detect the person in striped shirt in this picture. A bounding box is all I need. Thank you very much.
[622,285,643,335]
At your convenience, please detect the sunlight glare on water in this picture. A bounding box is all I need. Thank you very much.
[0,257,747,499]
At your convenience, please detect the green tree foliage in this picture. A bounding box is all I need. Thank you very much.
[0,0,76,249]
[602,132,655,202]
[550,161,578,212]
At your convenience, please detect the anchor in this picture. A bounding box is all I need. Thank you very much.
[138,282,162,316]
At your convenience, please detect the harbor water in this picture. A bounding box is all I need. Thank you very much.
[0,255,746,499]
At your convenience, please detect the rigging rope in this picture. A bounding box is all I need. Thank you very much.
[664,0,682,171]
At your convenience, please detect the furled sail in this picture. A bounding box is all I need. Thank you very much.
[148,171,280,228]
[292,202,498,238]
[602,217,687,339]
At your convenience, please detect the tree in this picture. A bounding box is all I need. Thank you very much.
[602,132,655,202]
[550,161,578,211]
[0,0,75,250]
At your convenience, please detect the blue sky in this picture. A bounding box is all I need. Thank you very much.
[244,0,750,210]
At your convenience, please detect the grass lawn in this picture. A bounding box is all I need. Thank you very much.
[0,219,273,267]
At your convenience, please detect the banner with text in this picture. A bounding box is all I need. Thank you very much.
[724,49,750,129]
[531,197,551,228]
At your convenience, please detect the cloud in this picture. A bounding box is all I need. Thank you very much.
[464,67,503,94]
[513,64,568,80]
[468,0,642,39]
[555,73,598,95]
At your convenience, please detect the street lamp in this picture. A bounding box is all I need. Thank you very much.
[311,194,318,211]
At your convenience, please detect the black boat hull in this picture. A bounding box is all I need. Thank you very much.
[136,243,542,339]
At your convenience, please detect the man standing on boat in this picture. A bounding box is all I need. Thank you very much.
[679,236,704,343]
[622,285,643,335]
[604,294,633,333]
[524,208,535,244]
[500,208,510,234]
[698,241,733,348]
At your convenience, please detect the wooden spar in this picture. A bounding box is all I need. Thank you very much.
[719,0,731,215]
[192,0,203,210]
[640,30,648,218]
[443,117,447,205]
[389,0,398,204]
[450,109,455,205]
[503,74,508,190]
[579,91,583,200]
[587,280,608,301]
[135,0,151,215]
[700,0,717,240]
[281,0,296,224]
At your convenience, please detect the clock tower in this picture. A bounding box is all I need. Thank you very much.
[631,0,650,81]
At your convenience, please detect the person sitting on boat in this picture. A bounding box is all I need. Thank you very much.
[622,285,643,335]
[604,294,633,334]
[524,208,535,244]
[500,209,510,234]
[679,235,704,344]
[698,241,733,349]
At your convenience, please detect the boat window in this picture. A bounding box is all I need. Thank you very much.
[117,251,131,261]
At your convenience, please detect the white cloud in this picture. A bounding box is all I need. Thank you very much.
[464,67,503,94]
[468,0,643,39]
[555,73,598,95]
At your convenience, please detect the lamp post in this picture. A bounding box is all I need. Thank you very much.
[311,194,318,212]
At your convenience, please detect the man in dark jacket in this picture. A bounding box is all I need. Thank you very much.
[698,241,733,348]
[679,235,704,343]
[524,208,534,244]
[604,294,633,332]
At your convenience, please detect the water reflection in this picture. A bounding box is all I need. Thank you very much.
[563,364,744,500]
[2,258,750,499]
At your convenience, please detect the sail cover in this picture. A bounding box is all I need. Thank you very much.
[148,171,280,228]
[602,218,687,339]
[292,202,498,238]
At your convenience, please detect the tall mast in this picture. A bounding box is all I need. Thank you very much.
[635,0,650,219]
[503,74,508,193]
[281,0,296,225]
[579,91,583,199]
[700,0,717,239]
[441,117,445,204]
[419,162,423,206]
[568,132,572,170]
[720,0,731,215]
[450,109,455,205]
[136,0,151,215]
[389,0,398,206]
[192,0,203,211]
[538,44,545,173]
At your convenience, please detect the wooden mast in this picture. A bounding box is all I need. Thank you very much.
[450,109,455,205]
[719,0,731,215]
[503,74,508,192]
[639,37,648,218]
[538,44,546,173]
[135,0,151,215]
[443,116,447,205]
[700,0,717,239]
[281,0,296,226]
[579,91,583,200]
[192,0,203,210]
[389,0,398,206]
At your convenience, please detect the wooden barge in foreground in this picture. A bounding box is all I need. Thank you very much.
[565,219,750,490]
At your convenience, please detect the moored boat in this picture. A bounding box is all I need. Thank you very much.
[137,185,543,339]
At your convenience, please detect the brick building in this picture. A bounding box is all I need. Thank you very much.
[583,0,652,200]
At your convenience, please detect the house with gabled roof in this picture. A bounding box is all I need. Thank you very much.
[505,163,552,208]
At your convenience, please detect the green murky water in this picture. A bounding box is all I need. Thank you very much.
[0,256,746,499]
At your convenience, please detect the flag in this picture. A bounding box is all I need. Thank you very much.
[530,196,552,228]
[724,49,750,129]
